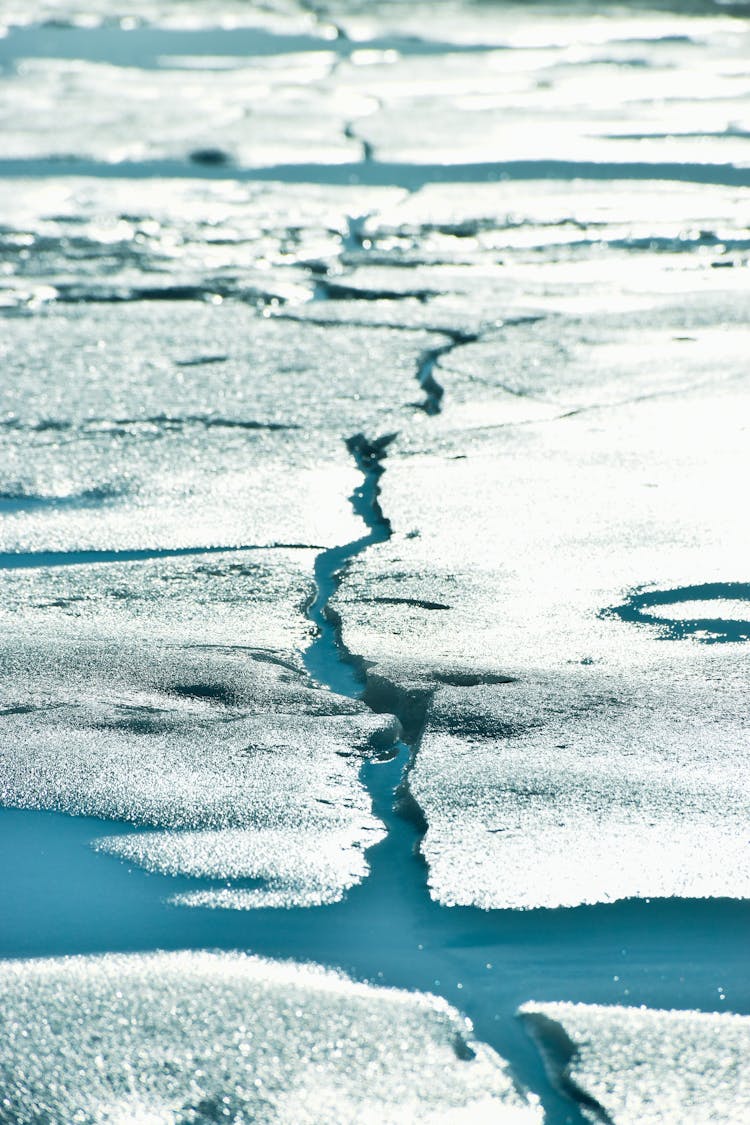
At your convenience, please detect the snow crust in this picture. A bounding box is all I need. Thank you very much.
[0,951,542,1123]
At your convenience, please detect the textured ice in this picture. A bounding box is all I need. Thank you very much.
[0,951,542,1124]
[319,1,745,49]
[0,550,397,906]
[2,4,747,175]
[337,29,750,167]
[521,1001,750,1124]
[0,302,445,553]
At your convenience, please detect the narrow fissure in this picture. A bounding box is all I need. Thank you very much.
[300,427,589,1125]
[416,331,478,414]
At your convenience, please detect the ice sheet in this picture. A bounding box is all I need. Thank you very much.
[0,302,445,553]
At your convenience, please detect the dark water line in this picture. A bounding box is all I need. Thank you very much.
[2,158,749,189]
[0,24,497,70]
[302,433,392,695]
[604,581,750,643]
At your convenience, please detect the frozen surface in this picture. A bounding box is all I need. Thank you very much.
[1,7,748,176]
[318,0,750,48]
[0,55,362,166]
[521,1001,750,1124]
[0,951,542,1124]
[0,0,316,32]
[339,33,750,168]
[0,302,444,553]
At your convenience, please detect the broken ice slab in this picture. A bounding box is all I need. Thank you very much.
[355,180,750,277]
[284,181,750,346]
[0,301,447,553]
[520,1000,750,1124]
[0,951,543,1124]
[334,284,750,908]
[0,549,397,907]
[100,825,381,909]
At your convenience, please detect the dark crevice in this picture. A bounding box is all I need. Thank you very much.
[174,355,229,367]
[415,332,479,414]
[87,414,296,433]
[521,1012,616,1125]
[301,432,393,699]
[603,581,750,643]
[41,283,290,308]
[297,423,586,1123]
[432,670,517,687]
[168,683,238,707]
[364,596,451,611]
[361,672,433,750]
[344,122,375,164]
[341,213,372,254]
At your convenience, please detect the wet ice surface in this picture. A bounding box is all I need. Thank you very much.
[1,5,749,181]
[1,2,750,1122]
[332,182,750,911]
[0,951,542,1123]
[521,1001,750,1123]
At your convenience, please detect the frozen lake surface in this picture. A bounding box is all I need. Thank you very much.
[0,2,749,1122]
